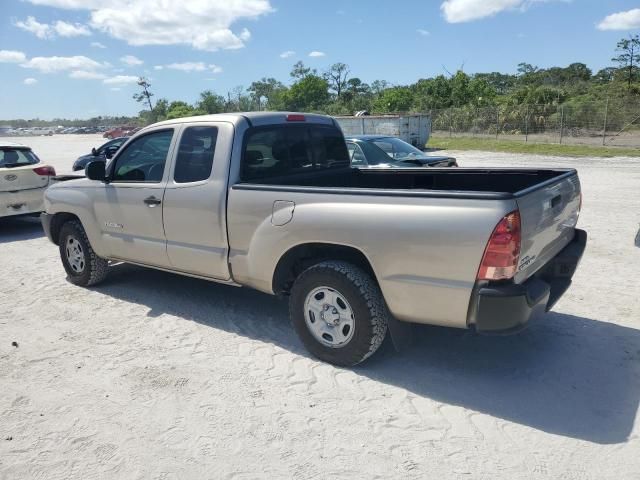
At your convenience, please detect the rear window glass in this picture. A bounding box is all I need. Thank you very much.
[0,148,39,168]
[241,125,349,181]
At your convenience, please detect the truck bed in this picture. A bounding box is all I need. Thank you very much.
[237,167,576,199]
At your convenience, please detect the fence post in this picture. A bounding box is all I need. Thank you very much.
[524,105,529,143]
[449,109,453,138]
[602,97,609,146]
[495,108,499,140]
[559,106,564,144]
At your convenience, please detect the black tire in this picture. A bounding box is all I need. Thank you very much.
[58,220,109,287]
[289,261,388,366]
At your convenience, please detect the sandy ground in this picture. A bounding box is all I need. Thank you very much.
[1,135,639,479]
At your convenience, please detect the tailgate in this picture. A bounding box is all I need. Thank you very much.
[0,165,50,193]
[514,171,581,283]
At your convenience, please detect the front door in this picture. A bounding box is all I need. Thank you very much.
[94,128,175,267]
[161,123,232,279]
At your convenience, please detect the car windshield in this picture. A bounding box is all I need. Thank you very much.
[367,137,429,161]
[0,148,39,168]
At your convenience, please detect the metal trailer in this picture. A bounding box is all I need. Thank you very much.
[334,114,432,148]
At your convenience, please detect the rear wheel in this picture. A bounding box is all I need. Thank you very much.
[58,220,109,286]
[289,261,388,366]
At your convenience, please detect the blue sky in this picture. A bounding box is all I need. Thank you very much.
[1,0,639,120]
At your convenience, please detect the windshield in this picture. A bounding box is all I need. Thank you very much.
[367,137,429,161]
[0,148,40,168]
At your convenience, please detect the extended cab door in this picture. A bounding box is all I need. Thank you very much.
[94,128,175,267]
[161,122,233,279]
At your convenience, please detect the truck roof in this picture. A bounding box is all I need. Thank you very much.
[147,112,335,131]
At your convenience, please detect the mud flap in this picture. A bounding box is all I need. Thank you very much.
[387,315,413,351]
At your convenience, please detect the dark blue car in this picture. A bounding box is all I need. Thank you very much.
[72,136,129,171]
[345,135,457,168]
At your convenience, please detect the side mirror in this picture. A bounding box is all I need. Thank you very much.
[86,161,106,181]
[104,146,118,159]
[91,147,97,156]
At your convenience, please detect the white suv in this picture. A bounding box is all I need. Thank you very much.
[1,141,56,218]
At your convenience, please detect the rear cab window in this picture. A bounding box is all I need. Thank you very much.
[174,126,218,183]
[241,124,349,182]
[0,148,39,168]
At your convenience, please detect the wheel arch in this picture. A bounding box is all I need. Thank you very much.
[272,242,377,296]
[49,212,82,245]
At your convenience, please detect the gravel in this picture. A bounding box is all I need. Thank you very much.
[1,135,639,479]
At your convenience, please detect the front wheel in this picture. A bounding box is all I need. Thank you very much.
[289,261,388,366]
[58,220,109,287]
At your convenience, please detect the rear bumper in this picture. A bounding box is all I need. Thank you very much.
[472,228,587,334]
[1,187,46,218]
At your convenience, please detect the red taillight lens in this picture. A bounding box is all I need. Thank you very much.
[33,166,56,176]
[477,210,521,281]
[286,114,306,122]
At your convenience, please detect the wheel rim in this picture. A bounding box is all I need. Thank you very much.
[304,286,355,348]
[65,236,85,273]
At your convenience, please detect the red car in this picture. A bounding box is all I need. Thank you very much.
[103,126,139,139]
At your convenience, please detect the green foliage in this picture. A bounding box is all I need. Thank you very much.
[283,75,330,111]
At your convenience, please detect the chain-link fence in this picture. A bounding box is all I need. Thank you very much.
[430,99,640,147]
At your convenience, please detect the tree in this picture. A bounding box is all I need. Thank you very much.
[197,90,225,114]
[283,74,330,111]
[612,35,640,88]
[373,87,413,112]
[166,101,204,120]
[248,77,287,110]
[325,62,350,99]
[132,77,154,111]
[290,61,315,80]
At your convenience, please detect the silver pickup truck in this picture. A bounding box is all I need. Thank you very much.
[41,112,586,366]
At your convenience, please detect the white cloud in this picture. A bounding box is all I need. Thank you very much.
[53,20,91,37]
[597,9,640,31]
[0,50,27,63]
[69,70,106,79]
[91,41,106,48]
[154,65,163,70]
[417,29,430,36]
[21,55,106,73]
[15,16,52,39]
[120,54,143,66]
[24,78,38,85]
[440,0,557,23]
[24,0,273,51]
[165,62,222,73]
[14,16,90,38]
[308,51,326,57]
[103,75,139,85]
[280,50,295,58]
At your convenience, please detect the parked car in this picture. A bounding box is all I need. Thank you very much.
[103,126,137,139]
[72,137,129,171]
[1,141,56,218]
[346,135,457,168]
[41,112,586,366]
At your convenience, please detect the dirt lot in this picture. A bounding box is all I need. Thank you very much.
[1,135,639,479]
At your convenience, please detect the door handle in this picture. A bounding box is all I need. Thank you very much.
[144,196,162,207]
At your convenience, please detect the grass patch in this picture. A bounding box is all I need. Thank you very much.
[428,136,640,157]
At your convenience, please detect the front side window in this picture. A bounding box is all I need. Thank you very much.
[111,129,173,182]
[0,148,39,168]
[346,142,367,166]
[174,126,218,183]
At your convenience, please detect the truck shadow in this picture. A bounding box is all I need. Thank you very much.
[0,216,45,243]
[96,263,639,445]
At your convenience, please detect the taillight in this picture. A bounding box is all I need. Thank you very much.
[477,210,521,281]
[33,166,56,176]
[286,114,306,122]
